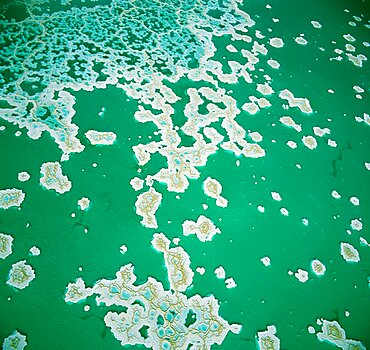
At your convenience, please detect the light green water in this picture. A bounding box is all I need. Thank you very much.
[0,0,369,349]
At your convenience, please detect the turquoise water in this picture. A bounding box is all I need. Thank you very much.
[0,0,369,349]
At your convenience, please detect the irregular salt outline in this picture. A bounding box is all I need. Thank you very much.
[0,232,14,259]
[257,325,280,350]
[0,188,26,209]
[316,319,366,349]
[85,130,117,145]
[40,161,72,194]
[2,330,27,350]
[182,215,221,242]
[65,233,242,349]
[134,187,162,229]
[7,260,36,289]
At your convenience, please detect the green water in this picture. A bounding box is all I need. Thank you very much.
[1,0,370,349]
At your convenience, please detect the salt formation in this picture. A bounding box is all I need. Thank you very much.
[182,215,221,242]
[311,259,326,276]
[0,233,13,259]
[7,260,36,289]
[316,319,365,349]
[65,233,241,349]
[340,243,360,262]
[77,197,90,211]
[257,325,280,350]
[135,188,162,228]
[203,177,228,207]
[2,330,27,350]
[0,189,25,209]
[85,130,117,145]
[279,89,313,114]
[40,162,72,194]
[17,171,31,182]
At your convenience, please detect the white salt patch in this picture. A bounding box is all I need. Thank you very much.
[287,141,297,149]
[18,171,30,182]
[214,266,226,279]
[350,218,362,231]
[226,44,238,53]
[343,34,356,42]
[331,190,341,199]
[78,197,90,211]
[302,135,317,150]
[295,37,308,45]
[311,20,322,28]
[280,208,289,216]
[29,246,40,256]
[271,192,282,201]
[267,59,280,69]
[261,256,271,266]
[302,218,309,226]
[225,277,237,289]
[269,37,284,48]
[295,269,309,283]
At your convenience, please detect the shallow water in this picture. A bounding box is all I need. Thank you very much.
[0,0,369,349]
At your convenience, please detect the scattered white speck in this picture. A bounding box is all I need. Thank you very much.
[196,267,206,275]
[172,237,180,245]
[302,218,309,226]
[15,131,22,136]
[84,305,90,312]
[202,203,208,210]
[280,208,289,216]
[308,326,316,334]
[120,244,128,254]
[257,205,265,213]
[331,190,341,199]
[287,140,297,149]
[271,192,282,201]
[260,256,271,266]
[349,196,359,206]
[327,139,337,147]
[345,311,350,317]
